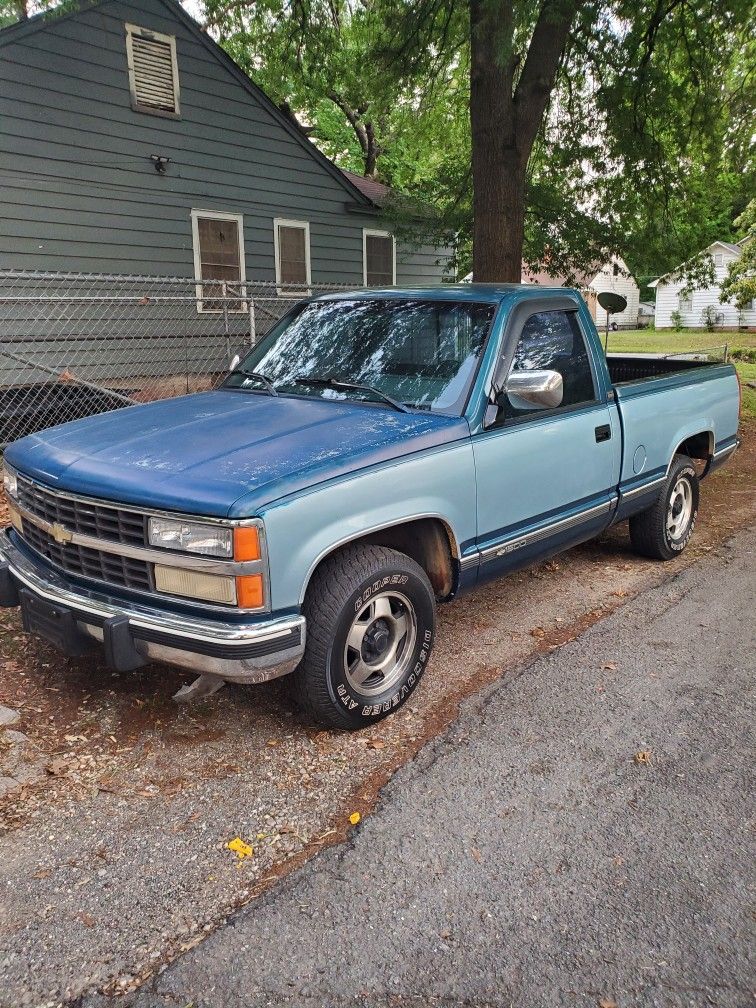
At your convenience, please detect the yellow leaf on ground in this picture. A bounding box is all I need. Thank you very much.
[634,750,652,765]
[226,837,254,858]
[349,812,361,825]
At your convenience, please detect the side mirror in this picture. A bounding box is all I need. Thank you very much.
[504,369,563,411]
[229,353,241,372]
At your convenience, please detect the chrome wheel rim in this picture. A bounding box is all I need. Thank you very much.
[667,477,693,540]
[343,591,417,698]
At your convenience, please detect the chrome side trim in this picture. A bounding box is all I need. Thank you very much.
[712,441,738,460]
[9,497,265,576]
[619,475,666,501]
[478,498,616,562]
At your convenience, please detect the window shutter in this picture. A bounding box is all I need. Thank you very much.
[274,220,311,292]
[365,233,395,286]
[126,25,180,116]
[278,226,307,286]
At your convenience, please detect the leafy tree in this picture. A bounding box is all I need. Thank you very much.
[2,0,752,283]
[201,0,430,179]
[720,200,756,310]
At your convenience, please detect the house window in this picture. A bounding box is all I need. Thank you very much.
[125,24,180,117]
[612,262,619,276]
[274,219,311,294]
[678,292,693,313]
[713,252,724,267]
[363,230,396,286]
[191,210,246,313]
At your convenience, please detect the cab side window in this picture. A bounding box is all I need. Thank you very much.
[497,309,597,421]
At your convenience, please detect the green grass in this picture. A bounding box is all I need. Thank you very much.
[605,328,756,421]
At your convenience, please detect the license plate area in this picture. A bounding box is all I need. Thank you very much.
[20,589,93,656]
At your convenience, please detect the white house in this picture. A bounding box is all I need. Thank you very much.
[650,240,756,329]
[589,256,640,329]
[521,254,640,328]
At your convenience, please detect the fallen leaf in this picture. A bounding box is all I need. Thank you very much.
[366,739,386,750]
[602,662,618,670]
[78,911,96,928]
[32,869,52,880]
[634,750,652,765]
[599,999,618,1008]
[471,846,482,863]
[46,758,72,777]
[226,837,254,859]
[530,627,546,638]
[349,812,361,825]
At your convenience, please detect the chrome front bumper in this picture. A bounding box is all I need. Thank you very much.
[0,528,305,684]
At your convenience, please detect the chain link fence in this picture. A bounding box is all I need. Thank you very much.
[0,270,354,447]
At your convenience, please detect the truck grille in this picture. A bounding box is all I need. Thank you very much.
[16,476,146,546]
[21,520,152,592]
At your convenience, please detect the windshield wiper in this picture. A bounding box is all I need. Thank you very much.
[292,375,410,413]
[233,369,279,396]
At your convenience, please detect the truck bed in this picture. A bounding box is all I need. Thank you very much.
[606,354,713,385]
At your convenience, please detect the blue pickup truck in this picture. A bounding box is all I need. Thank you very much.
[0,285,740,728]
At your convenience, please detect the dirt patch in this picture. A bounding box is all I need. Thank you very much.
[0,427,753,1005]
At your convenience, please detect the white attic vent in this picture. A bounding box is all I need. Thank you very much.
[126,24,180,117]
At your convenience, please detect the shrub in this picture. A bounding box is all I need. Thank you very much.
[700,304,720,331]
[730,346,756,364]
[670,310,683,331]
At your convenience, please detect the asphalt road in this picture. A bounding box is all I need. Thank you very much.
[91,526,755,1008]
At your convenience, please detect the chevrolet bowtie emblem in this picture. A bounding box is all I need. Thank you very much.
[51,522,73,545]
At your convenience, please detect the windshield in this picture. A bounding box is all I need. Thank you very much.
[223,298,496,414]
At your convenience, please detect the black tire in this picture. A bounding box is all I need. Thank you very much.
[629,455,699,560]
[290,544,436,730]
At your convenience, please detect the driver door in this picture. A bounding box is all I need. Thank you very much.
[472,304,619,579]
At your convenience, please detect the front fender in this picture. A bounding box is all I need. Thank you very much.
[259,441,477,611]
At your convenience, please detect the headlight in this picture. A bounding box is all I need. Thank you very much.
[148,517,233,557]
[2,465,18,498]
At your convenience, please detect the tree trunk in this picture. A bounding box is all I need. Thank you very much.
[469,0,521,282]
[363,122,379,178]
[469,0,581,282]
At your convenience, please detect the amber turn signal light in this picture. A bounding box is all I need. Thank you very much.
[236,573,264,609]
[234,526,260,561]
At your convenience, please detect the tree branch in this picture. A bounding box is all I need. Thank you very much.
[514,0,584,161]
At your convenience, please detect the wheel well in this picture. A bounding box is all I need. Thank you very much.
[308,518,457,601]
[675,430,713,463]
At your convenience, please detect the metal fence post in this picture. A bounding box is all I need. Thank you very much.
[222,280,231,367]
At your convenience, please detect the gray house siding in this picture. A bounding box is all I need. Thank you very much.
[0,0,450,284]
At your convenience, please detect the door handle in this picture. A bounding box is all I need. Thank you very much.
[595,424,611,443]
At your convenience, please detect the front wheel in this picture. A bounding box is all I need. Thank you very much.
[629,455,699,560]
[290,544,436,729]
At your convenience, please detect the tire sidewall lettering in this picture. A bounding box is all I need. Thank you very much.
[665,466,698,553]
[355,574,408,613]
[330,571,433,719]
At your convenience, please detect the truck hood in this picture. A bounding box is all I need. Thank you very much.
[5,391,469,518]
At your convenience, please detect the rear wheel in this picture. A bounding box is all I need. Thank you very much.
[290,544,436,729]
[629,455,699,560]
